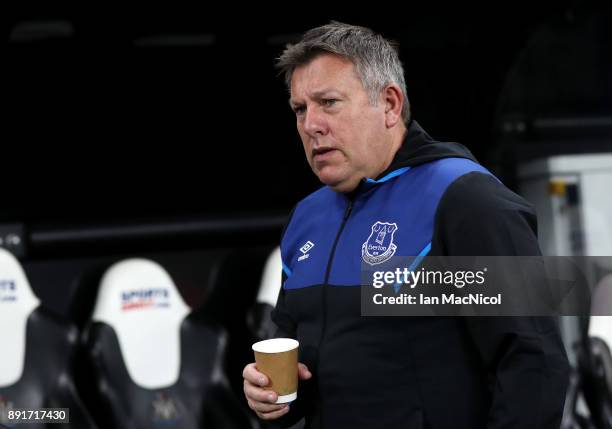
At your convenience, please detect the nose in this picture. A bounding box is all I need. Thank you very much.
[303,105,328,137]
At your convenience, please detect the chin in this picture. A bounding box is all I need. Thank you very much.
[316,167,356,192]
[317,173,341,187]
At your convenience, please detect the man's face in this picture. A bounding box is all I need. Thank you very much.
[290,53,391,193]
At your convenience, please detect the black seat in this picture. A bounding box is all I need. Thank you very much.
[0,249,95,429]
[199,246,272,398]
[83,257,254,429]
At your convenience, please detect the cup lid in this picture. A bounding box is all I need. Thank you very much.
[252,338,299,353]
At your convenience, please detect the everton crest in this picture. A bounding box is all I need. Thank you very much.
[362,221,398,265]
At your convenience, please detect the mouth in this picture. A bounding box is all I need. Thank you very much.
[312,147,338,161]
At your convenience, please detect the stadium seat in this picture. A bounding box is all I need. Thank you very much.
[83,258,254,428]
[0,248,95,429]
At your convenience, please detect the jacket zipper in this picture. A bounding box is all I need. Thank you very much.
[316,198,353,428]
[321,198,353,333]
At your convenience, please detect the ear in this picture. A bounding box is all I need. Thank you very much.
[382,84,404,128]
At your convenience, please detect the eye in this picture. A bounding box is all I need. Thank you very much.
[322,98,338,107]
[292,105,306,116]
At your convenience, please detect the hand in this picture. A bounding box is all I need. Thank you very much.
[242,362,312,420]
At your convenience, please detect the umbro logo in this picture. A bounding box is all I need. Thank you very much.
[298,241,314,262]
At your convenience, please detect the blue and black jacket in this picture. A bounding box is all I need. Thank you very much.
[272,121,569,429]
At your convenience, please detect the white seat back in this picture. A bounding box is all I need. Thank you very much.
[256,247,282,307]
[0,249,40,387]
[92,258,190,389]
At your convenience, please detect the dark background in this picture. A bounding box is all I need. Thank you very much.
[4,1,610,225]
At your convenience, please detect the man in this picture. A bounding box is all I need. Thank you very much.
[243,22,569,428]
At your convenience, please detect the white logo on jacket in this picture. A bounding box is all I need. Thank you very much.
[298,241,315,261]
[362,222,398,265]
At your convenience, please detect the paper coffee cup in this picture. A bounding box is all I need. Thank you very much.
[252,338,299,404]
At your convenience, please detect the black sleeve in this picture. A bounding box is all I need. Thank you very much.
[267,207,309,428]
[270,274,298,339]
[432,172,570,429]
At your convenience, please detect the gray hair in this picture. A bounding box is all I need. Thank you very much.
[276,21,410,124]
